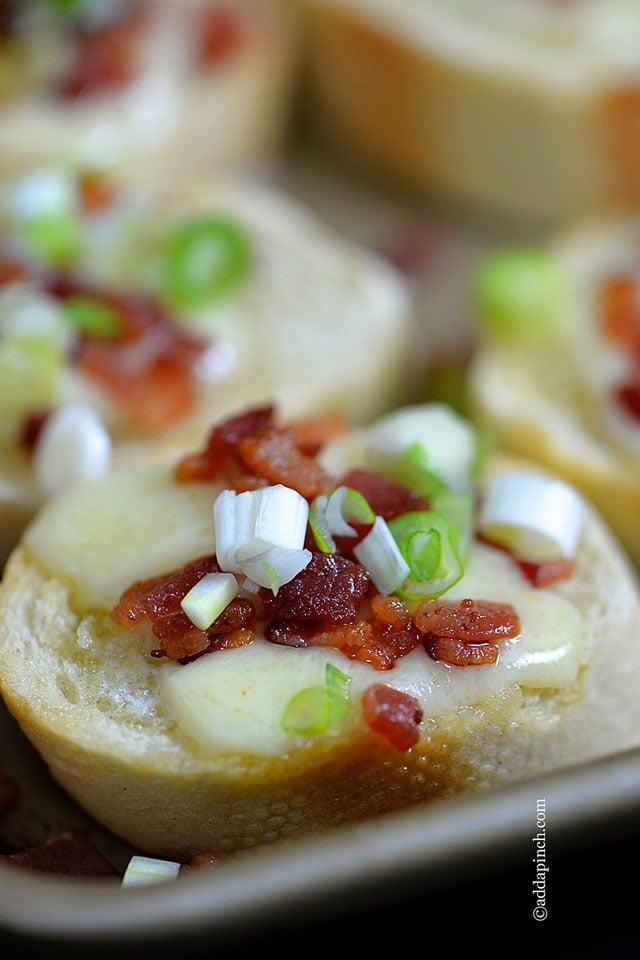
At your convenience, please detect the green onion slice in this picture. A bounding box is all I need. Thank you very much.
[388,510,464,600]
[325,662,351,723]
[163,215,251,309]
[121,855,181,888]
[281,685,331,735]
[20,212,80,268]
[309,486,375,553]
[474,247,566,342]
[62,295,121,337]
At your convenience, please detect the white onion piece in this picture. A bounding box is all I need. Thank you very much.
[354,516,410,594]
[365,402,476,490]
[5,168,77,221]
[33,404,112,495]
[213,484,311,590]
[477,473,586,563]
[180,572,239,630]
[240,546,313,592]
[121,855,181,888]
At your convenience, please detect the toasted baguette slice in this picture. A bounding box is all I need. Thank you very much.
[302,0,640,223]
[1,402,639,860]
[467,216,640,565]
[0,0,299,189]
[0,168,414,565]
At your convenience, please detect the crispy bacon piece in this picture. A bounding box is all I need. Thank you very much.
[361,684,423,752]
[423,634,499,666]
[601,274,640,353]
[341,468,429,521]
[0,832,118,878]
[517,556,575,588]
[414,597,519,666]
[198,3,247,65]
[53,283,208,432]
[261,554,370,624]
[110,554,256,661]
[175,405,275,483]
[236,426,338,501]
[58,2,147,99]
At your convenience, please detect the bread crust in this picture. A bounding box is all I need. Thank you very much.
[1,452,639,860]
[467,215,640,564]
[303,1,640,222]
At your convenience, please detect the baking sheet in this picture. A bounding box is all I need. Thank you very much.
[2,145,639,953]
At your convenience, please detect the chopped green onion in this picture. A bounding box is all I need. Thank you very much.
[0,335,62,416]
[474,247,566,342]
[388,510,464,600]
[121,855,181,888]
[281,685,331,735]
[309,486,375,553]
[325,662,351,723]
[61,295,121,337]
[164,215,251,309]
[180,572,238,630]
[431,490,473,556]
[20,212,80,267]
[353,516,410,595]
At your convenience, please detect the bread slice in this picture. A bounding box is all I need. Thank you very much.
[1,402,638,860]
[302,0,640,222]
[0,0,300,189]
[467,215,640,565]
[0,168,414,565]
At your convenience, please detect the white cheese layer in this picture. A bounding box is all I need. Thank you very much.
[24,462,584,758]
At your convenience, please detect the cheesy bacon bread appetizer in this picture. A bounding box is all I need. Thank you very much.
[302,0,640,222]
[0,165,414,563]
[0,0,298,189]
[0,401,638,859]
[467,221,640,566]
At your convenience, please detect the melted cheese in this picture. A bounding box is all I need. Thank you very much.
[23,461,584,758]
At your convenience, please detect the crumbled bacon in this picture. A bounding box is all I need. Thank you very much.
[261,554,370,624]
[175,405,275,483]
[198,3,247,65]
[516,556,575,588]
[235,426,338,501]
[0,832,118,878]
[48,281,208,432]
[17,408,50,459]
[341,468,429,520]
[57,2,147,99]
[110,554,256,661]
[601,273,640,422]
[361,684,423,751]
[414,597,519,666]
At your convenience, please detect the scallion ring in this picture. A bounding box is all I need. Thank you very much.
[388,510,464,599]
[164,215,251,309]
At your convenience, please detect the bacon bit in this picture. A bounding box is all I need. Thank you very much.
[65,288,207,432]
[110,554,256,661]
[189,851,220,868]
[78,170,116,213]
[601,274,640,353]
[0,832,118,878]
[260,554,370,624]
[361,684,423,751]
[341,468,429,521]
[616,379,640,421]
[289,410,349,456]
[57,3,147,99]
[198,3,247,65]
[175,405,275,483]
[235,426,338,500]
[17,408,50,459]
[413,597,520,643]
[378,217,449,278]
[516,556,576,588]
[423,633,499,666]
[0,255,24,285]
